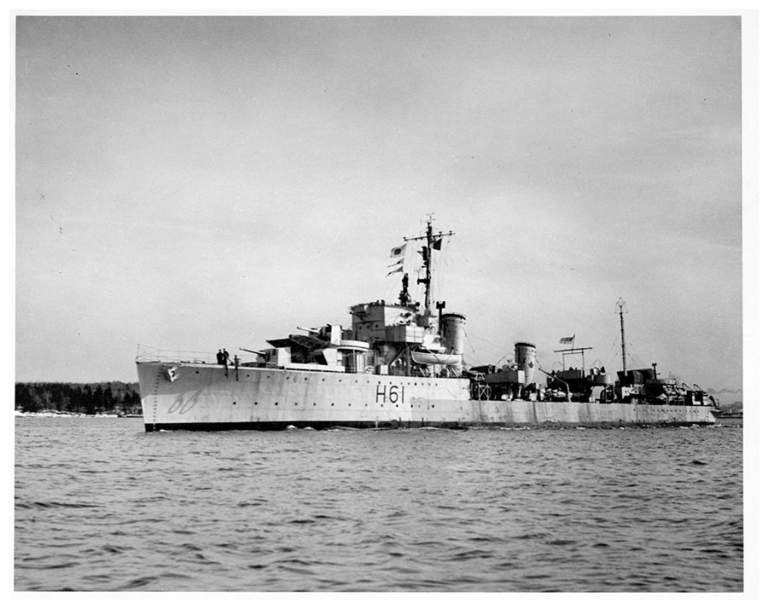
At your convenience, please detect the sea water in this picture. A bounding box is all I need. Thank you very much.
[14,417,743,592]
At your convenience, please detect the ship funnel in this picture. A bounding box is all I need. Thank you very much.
[515,342,537,386]
[440,313,466,359]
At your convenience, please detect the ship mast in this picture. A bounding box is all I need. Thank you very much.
[617,297,627,373]
[405,216,454,314]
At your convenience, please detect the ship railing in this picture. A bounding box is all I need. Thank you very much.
[135,345,220,365]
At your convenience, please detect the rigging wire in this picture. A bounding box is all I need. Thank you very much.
[450,232,473,264]
[466,332,505,351]
[602,333,620,371]
[463,333,487,367]
[465,331,510,355]
[626,340,646,370]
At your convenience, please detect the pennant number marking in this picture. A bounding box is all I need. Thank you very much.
[375,383,405,404]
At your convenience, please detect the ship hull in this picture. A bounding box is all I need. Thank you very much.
[137,361,716,432]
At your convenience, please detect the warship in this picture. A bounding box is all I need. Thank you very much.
[136,219,717,432]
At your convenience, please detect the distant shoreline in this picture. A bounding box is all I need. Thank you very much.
[14,382,141,417]
[15,411,142,419]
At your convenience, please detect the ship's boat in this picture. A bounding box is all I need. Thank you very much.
[136,219,717,431]
[411,350,462,367]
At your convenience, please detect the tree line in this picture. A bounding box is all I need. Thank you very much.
[15,382,141,415]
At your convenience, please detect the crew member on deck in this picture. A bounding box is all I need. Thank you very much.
[399,273,410,307]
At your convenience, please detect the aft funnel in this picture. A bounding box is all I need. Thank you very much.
[515,342,537,386]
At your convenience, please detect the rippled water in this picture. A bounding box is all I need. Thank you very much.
[15,417,743,591]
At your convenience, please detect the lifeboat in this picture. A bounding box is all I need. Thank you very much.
[411,349,462,366]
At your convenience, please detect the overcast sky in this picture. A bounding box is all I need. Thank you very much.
[15,15,748,400]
